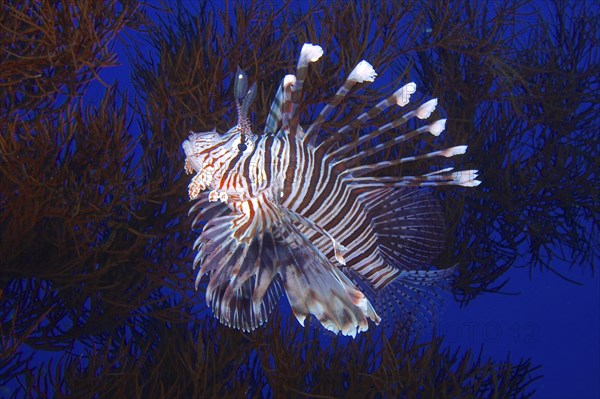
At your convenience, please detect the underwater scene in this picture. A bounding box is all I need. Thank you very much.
[1,1,598,398]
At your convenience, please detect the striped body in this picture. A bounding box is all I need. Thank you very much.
[183,44,479,337]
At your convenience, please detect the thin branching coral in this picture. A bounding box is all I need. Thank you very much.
[413,1,599,300]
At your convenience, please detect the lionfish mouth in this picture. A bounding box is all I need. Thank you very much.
[182,139,210,199]
[182,139,200,174]
[184,157,200,175]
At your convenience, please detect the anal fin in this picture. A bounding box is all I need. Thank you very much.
[192,193,380,335]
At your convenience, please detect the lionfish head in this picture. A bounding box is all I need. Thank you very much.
[182,128,256,199]
[182,66,259,199]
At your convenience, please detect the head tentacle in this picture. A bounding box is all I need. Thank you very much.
[234,67,257,150]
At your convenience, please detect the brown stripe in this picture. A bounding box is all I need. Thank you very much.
[293,148,330,212]
[263,136,274,191]
[236,200,255,240]
[242,136,261,196]
[378,272,399,289]
[282,136,298,201]
[370,267,399,288]
[347,240,379,270]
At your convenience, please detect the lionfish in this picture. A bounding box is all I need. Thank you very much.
[183,43,479,337]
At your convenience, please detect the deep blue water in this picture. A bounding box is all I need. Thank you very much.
[443,264,599,399]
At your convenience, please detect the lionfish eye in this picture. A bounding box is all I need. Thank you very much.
[238,143,247,152]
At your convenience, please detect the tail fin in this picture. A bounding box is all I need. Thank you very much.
[374,267,456,332]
